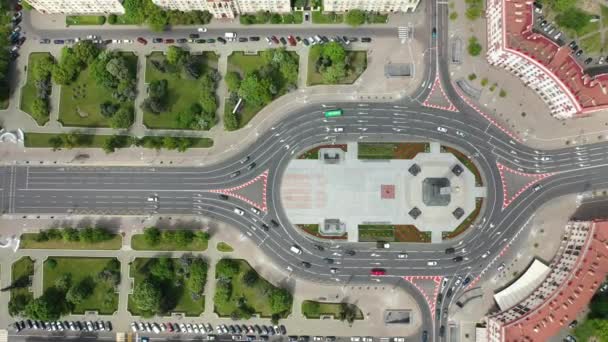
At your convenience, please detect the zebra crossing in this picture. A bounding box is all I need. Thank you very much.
[398,26,412,42]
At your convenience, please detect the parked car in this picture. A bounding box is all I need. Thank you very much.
[217,37,227,44]
[53,39,65,44]
[287,35,296,46]
[238,37,248,42]
[152,37,163,43]
[136,37,147,45]
[361,37,372,43]
[279,37,287,45]
[250,36,260,41]
[165,38,175,44]
[196,39,206,43]
[271,36,279,44]
[176,38,187,43]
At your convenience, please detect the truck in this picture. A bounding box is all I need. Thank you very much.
[225,32,237,41]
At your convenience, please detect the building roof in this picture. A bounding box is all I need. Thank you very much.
[503,0,608,114]
[494,259,551,311]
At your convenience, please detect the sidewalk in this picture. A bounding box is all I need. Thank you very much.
[0,215,423,336]
[446,1,608,149]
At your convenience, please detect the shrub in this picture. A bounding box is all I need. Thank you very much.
[468,73,477,81]
[467,37,482,56]
[108,14,117,24]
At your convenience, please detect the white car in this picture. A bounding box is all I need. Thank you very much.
[111,39,120,44]
[123,39,133,44]
[251,207,261,215]
[456,131,465,137]
[481,251,489,258]
[333,127,344,132]
[397,253,408,259]
[198,27,208,32]
[454,276,462,286]
[233,208,245,216]
[437,126,448,133]
[427,260,438,266]
[330,268,338,274]
[441,277,449,291]
[497,263,506,272]
[86,34,97,40]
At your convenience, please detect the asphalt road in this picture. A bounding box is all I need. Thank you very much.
[5,3,605,342]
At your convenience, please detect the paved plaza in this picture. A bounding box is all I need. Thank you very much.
[281,142,486,242]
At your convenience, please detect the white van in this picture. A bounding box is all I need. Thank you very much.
[290,245,302,255]
[225,32,236,41]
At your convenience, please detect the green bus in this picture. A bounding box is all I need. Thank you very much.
[324,109,343,118]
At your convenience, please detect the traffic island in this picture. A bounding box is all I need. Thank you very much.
[281,141,486,243]
[301,300,363,321]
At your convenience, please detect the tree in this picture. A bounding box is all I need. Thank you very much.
[105,57,131,81]
[47,258,57,269]
[132,279,162,313]
[174,229,193,246]
[49,136,64,150]
[149,257,174,280]
[61,228,79,242]
[100,101,119,117]
[225,71,242,92]
[556,8,591,32]
[338,303,359,324]
[214,281,232,303]
[31,98,49,121]
[238,73,272,107]
[242,269,259,287]
[143,227,161,245]
[8,294,30,316]
[73,40,100,65]
[216,259,240,279]
[25,288,66,320]
[166,46,186,65]
[186,259,208,295]
[32,54,55,80]
[322,62,347,84]
[345,9,366,27]
[467,37,482,56]
[270,13,283,24]
[195,230,210,242]
[66,279,94,305]
[200,92,217,116]
[108,14,117,24]
[322,42,346,64]
[110,106,134,129]
[182,55,201,79]
[224,111,239,131]
[269,288,292,314]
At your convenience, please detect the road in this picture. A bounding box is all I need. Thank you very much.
[4,2,603,342]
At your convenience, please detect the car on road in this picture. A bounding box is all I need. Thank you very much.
[446,287,453,298]
[247,162,256,170]
[290,245,302,254]
[137,37,147,45]
[330,268,338,274]
[427,260,438,266]
[239,37,248,42]
[301,261,311,268]
[53,39,65,44]
[39,38,51,44]
[481,251,489,258]
[189,33,200,39]
[397,252,408,259]
[177,38,187,43]
[333,127,344,132]
[497,263,506,272]
[377,241,390,249]
[437,126,448,133]
[445,247,455,254]
[233,208,245,216]
[463,276,471,285]
[324,258,334,264]
[432,27,437,38]
[153,37,163,43]
[196,39,206,43]
[371,268,386,276]
[452,256,463,262]
[219,194,229,200]
[261,223,270,231]
[230,171,240,178]
[251,207,261,215]
[198,27,207,32]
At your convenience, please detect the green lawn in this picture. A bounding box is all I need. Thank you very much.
[226,51,299,128]
[217,242,234,252]
[301,300,363,319]
[358,225,395,242]
[66,15,106,26]
[128,258,205,317]
[307,50,367,86]
[366,13,388,24]
[20,233,122,250]
[111,15,142,25]
[214,259,291,318]
[20,53,52,126]
[603,5,608,27]
[312,11,343,24]
[143,51,219,129]
[43,257,119,315]
[58,53,138,127]
[580,33,602,54]
[131,233,208,251]
[10,257,34,314]
[358,142,429,159]
[24,132,213,149]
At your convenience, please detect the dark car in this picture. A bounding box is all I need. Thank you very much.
[349,37,358,42]
[165,38,175,43]
[321,36,329,43]
[219,194,229,200]
[189,33,200,39]
[314,244,324,251]
[302,39,310,46]
[136,37,147,45]
[576,49,583,57]
[540,19,547,27]
[446,287,453,298]
[301,261,311,268]
[239,37,248,42]
[106,321,112,331]
[207,38,216,43]
[217,37,227,44]
[270,219,279,227]
[439,326,445,337]
[568,40,576,48]
[422,331,428,342]
[9,51,19,60]
[196,39,206,43]
[153,37,163,43]
[247,162,256,170]
[437,293,443,304]
[445,247,455,254]
[176,38,187,43]
[230,170,241,178]
[463,276,471,285]
[324,258,334,264]
[271,36,279,44]
[39,38,51,44]
[585,57,593,65]
[452,256,463,262]
[250,36,260,41]
[361,37,372,43]
[304,12,310,21]
[261,223,270,231]
[432,27,437,38]
[279,37,287,45]
[17,36,26,46]
[345,249,356,256]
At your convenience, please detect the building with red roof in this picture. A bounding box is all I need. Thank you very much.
[485,220,608,341]
[486,0,608,118]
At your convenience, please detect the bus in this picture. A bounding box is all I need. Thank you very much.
[324,109,343,118]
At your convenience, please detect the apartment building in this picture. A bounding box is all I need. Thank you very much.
[152,0,290,18]
[486,0,608,118]
[323,0,421,13]
[26,0,125,14]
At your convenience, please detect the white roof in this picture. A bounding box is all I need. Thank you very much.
[494,259,550,311]
[475,327,487,342]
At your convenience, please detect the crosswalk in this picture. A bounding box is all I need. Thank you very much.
[398,26,413,43]
[0,330,7,342]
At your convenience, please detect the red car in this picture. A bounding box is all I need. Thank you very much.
[371,268,386,276]
[287,35,296,46]
[271,36,279,44]
[165,38,175,44]
[136,37,147,45]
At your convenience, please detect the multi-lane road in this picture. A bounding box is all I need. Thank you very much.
[5,2,608,341]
